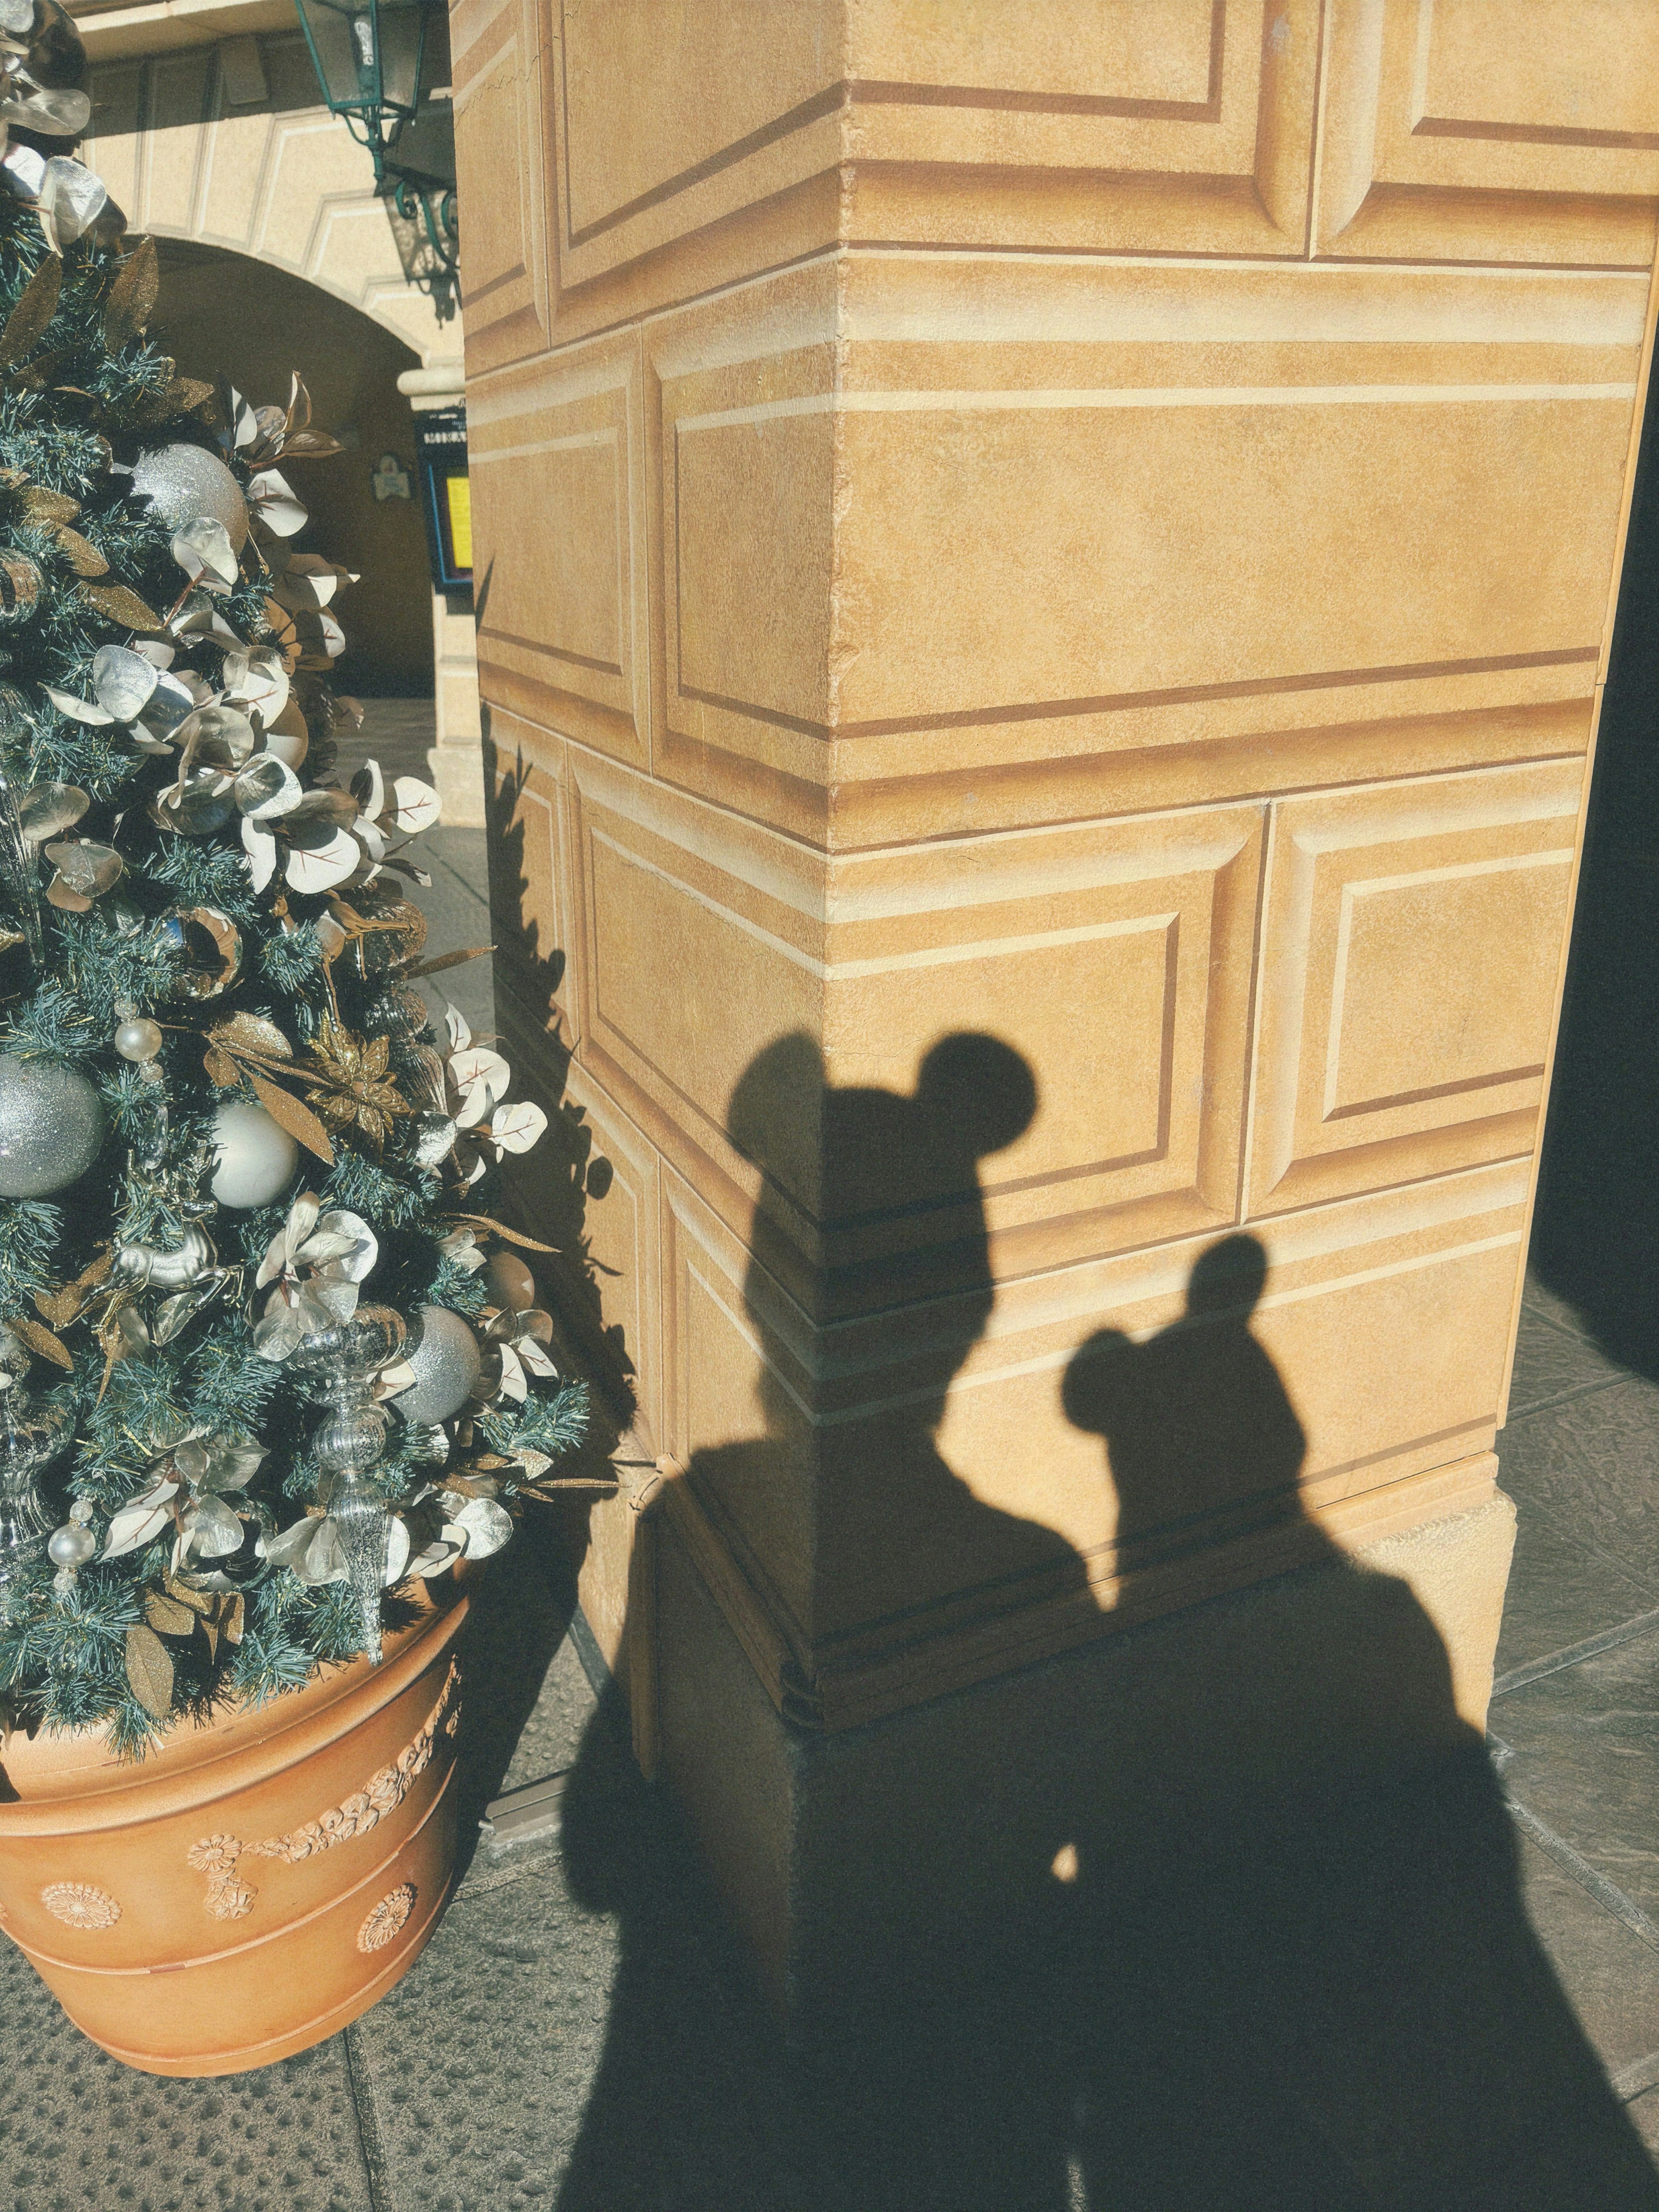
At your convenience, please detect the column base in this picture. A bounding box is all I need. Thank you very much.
[627,1491,1650,2206]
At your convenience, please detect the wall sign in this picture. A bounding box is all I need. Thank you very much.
[413,404,472,592]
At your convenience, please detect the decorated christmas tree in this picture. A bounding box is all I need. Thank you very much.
[0,0,588,1756]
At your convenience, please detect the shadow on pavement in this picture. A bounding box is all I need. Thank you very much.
[544,1035,1656,2211]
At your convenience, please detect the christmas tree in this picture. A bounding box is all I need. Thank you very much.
[0,0,588,1755]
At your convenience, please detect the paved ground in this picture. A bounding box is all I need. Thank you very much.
[6,701,1659,2206]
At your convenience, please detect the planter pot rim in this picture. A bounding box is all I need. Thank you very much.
[0,1583,466,1837]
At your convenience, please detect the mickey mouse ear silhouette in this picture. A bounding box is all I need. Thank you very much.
[915,1033,1037,1160]
[726,1031,826,1174]
[1185,1233,1269,1318]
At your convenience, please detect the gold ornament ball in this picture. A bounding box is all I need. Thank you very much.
[484,1252,536,1313]
[0,1056,106,1197]
[130,443,249,551]
[210,1100,299,1209]
[391,1306,482,1426]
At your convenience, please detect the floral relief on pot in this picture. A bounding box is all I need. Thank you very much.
[186,1658,460,1920]
[356,1881,416,1953]
[42,1881,121,1930]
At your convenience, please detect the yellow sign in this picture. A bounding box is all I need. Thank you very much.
[445,474,473,572]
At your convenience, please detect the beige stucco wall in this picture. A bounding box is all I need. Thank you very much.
[454,0,1659,2009]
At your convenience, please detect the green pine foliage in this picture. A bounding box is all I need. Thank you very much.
[0,111,588,1754]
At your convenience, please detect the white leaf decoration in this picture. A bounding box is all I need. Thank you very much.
[44,683,113,726]
[382,1516,412,1588]
[308,1211,379,1283]
[495,1342,528,1403]
[449,1496,514,1560]
[234,754,305,822]
[171,517,238,590]
[449,1046,510,1097]
[221,648,289,725]
[350,760,385,820]
[101,1481,178,1559]
[443,1002,471,1055]
[490,1100,548,1154]
[227,385,259,451]
[284,824,361,894]
[389,777,441,834]
[249,469,308,537]
[184,1494,245,1561]
[406,1537,463,1580]
[91,647,158,721]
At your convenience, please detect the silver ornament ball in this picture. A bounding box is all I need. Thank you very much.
[0,1056,107,1197]
[47,1522,95,1569]
[114,1017,162,1063]
[210,1100,299,1210]
[391,1305,482,1427]
[130,443,249,552]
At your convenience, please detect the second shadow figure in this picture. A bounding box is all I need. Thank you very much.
[1057,1237,1657,2212]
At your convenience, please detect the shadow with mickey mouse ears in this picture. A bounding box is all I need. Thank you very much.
[551,1050,1659,2212]
[1051,1235,1657,2211]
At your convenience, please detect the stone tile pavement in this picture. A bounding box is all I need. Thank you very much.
[5,703,1659,2203]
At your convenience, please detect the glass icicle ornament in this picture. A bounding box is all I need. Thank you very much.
[287,1305,407,1664]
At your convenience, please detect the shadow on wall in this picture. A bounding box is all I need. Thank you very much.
[1531,347,1659,1376]
[543,1029,1657,2211]
[480,703,637,1427]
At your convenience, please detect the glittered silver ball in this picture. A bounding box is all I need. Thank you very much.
[210,1100,299,1209]
[47,1522,95,1569]
[113,1017,162,1063]
[130,443,248,552]
[391,1305,481,1427]
[0,1056,106,1197]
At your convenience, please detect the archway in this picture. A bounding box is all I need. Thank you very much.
[153,239,435,699]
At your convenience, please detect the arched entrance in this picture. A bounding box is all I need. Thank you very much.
[75,23,484,817]
[154,238,434,700]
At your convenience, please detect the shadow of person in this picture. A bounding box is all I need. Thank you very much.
[1057,1237,1658,2211]
[550,1034,1656,2210]
[553,1030,1094,2211]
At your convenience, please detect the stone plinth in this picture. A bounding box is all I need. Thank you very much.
[452,0,1659,2025]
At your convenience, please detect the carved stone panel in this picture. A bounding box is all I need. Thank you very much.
[1317,0,1659,265]
[1247,760,1587,1216]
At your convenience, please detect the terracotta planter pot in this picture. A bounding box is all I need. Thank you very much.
[0,1587,467,2076]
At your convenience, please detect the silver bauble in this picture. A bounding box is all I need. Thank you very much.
[0,1055,106,1196]
[210,1100,299,1209]
[391,1305,481,1427]
[130,443,249,552]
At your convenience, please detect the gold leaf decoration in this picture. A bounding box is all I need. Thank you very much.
[51,526,108,578]
[143,1590,197,1637]
[124,1624,175,1719]
[0,255,60,369]
[102,235,159,350]
[36,1249,112,1331]
[302,1014,410,1151]
[10,1314,71,1369]
[19,484,79,525]
[245,1064,334,1164]
[79,582,163,632]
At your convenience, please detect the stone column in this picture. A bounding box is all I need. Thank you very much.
[452,0,1659,2022]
